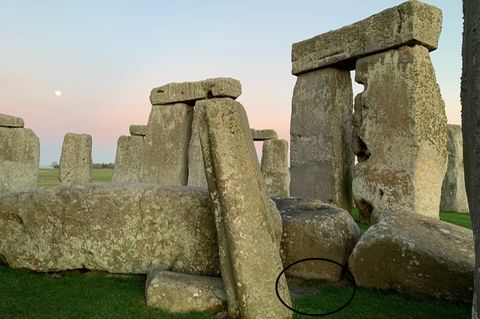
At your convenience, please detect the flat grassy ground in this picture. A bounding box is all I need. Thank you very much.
[0,170,466,317]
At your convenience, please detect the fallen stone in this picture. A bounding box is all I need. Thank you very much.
[290,67,353,212]
[141,104,192,185]
[187,107,208,188]
[349,212,474,304]
[261,139,290,197]
[112,136,144,183]
[129,125,147,136]
[353,45,447,224]
[0,127,39,194]
[0,184,219,275]
[274,198,359,282]
[145,270,226,315]
[440,124,469,213]
[59,133,92,186]
[197,97,292,319]
[0,113,24,128]
[150,78,241,105]
[292,1,442,74]
[250,129,278,141]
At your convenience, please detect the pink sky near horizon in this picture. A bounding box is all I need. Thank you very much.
[0,0,463,166]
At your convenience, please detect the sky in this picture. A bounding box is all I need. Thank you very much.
[0,0,463,167]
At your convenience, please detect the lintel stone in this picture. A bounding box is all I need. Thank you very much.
[291,1,442,74]
[129,124,147,136]
[251,129,278,141]
[0,113,24,128]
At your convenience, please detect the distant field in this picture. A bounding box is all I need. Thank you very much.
[38,168,113,187]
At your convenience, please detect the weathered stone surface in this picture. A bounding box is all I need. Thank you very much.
[0,184,219,275]
[150,78,241,105]
[141,104,192,185]
[129,125,147,136]
[0,127,39,194]
[112,136,144,183]
[145,270,226,314]
[0,113,24,128]
[187,107,208,188]
[461,0,480,314]
[291,1,442,74]
[250,129,278,141]
[349,212,474,304]
[197,97,292,319]
[290,67,353,212]
[353,45,447,224]
[59,133,92,186]
[274,198,360,281]
[261,139,290,197]
[441,124,469,213]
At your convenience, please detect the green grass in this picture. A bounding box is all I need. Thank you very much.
[38,168,113,187]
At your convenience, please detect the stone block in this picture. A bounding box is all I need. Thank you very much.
[129,125,147,136]
[250,129,278,141]
[0,113,24,128]
[187,107,208,188]
[59,133,92,186]
[261,139,290,197]
[112,135,144,183]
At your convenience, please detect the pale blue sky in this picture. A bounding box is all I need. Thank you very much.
[0,1,463,166]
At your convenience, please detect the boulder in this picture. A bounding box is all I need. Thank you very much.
[141,104,192,185]
[353,45,447,224]
[150,78,241,105]
[0,184,219,275]
[250,129,278,141]
[0,113,24,128]
[261,139,290,197]
[129,125,147,137]
[349,212,474,304]
[0,127,39,194]
[274,198,360,281]
[59,133,92,185]
[145,270,226,315]
[112,136,144,183]
[291,1,442,74]
[440,124,469,213]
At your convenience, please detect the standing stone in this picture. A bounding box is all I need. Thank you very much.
[461,0,480,316]
[129,125,147,136]
[112,136,144,183]
[0,125,39,194]
[353,45,447,224]
[187,107,208,187]
[0,113,24,128]
[440,125,469,213]
[59,133,92,186]
[261,139,290,197]
[290,67,353,212]
[197,97,292,319]
[141,104,193,185]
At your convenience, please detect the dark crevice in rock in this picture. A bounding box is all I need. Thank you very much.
[354,136,371,162]
[355,198,373,224]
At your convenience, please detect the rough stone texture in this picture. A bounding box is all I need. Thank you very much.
[141,104,192,185]
[187,107,208,188]
[112,136,144,183]
[197,97,292,319]
[440,124,469,213]
[0,113,24,128]
[291,1,442,74]
[353,45,447,224]
[461,0,480,315]
[349,212,474,304]
[274,198,360,281]
[290,67,353,212]
[0,184,219,275]
[59,133,92,186]
[0,127,39,194]
[150,78,242,105]
[129,125,147,136]
[145,270,226,314]
[250,129,278,141]
[261,139,290,197]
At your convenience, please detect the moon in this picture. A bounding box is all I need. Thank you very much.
[54,90,62,97]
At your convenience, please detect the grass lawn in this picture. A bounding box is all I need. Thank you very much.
[38,168,113,187]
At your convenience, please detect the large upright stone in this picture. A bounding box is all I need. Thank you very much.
[461,0,480,316]
[187,107,207,188]
[0,127,39,194]
[261,139,290,197]
[0,113,24,128]
[59,133,92,186]
[141,104,193,185]
[197,97,292,319]
[353,45,447,224]
[150,78,241,105]
[291,1,442,74]
[290,67,353,212]
[112,136,144,183]
[440,125,469,213]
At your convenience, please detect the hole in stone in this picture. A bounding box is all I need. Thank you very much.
[355,199,373,224]
[207,90,214,99]
[354,136,370,162]
[379,189,384,198]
